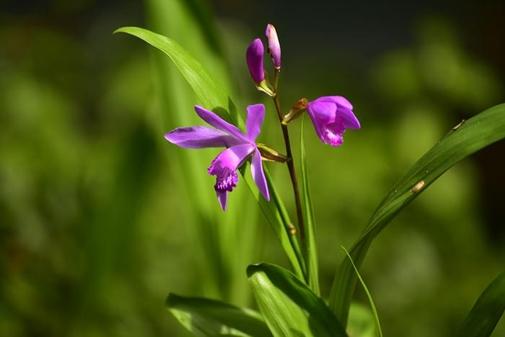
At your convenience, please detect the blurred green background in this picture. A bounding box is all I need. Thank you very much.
[1,1,504,336]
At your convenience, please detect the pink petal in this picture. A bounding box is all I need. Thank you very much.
[250,149,270,201]
[246,104,265,141]
[164,126,238,148]
[194,106,248,142]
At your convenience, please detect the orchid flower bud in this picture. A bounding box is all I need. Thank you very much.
[246,38,265,84]
[265,24,281,69]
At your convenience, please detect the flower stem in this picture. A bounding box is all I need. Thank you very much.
[272,82,306,244]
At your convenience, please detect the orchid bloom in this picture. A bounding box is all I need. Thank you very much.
[165,104,270,210]
[306,96,361,147]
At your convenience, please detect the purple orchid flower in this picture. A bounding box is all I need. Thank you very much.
[307,96,361,147]
[265,24,281,69]
[165,104,270,210]
[246,38,265,84]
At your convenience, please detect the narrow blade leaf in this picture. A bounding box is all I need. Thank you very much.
[342,246,383,337]
[166,293,273,337]
[247,263,347,337]
[300,117,319,294]
[456,272,505,337]
[329,103,505,325]
[115,26,227,109]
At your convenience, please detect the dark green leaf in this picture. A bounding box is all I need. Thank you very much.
[456,272,505,337]
[247,263,347,337]
[329,103,505,325]
[166,293,273,337]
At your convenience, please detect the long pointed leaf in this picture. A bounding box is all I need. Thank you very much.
[115,27,227,109]
[166,293,273,337]
[300,117,319,294]
[247,263,347,337]
[329,103,505,325]
[456,272,505,337]
[342,246,383,337]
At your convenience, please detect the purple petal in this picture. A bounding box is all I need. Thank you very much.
[217,190,228,210]
[246,104,265,141]
[164,126,238,148]
[194,105,248,142]
[208,144,255,174]
[319,96,353,110]
[307,101,337,124]
[250,149,270,201]
[339,107,361,129]
[323,97,359,129]
[246,38,265,83]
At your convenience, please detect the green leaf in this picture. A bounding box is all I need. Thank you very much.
[115,26,227,110]
[247,263,348,337]
[341,246,383,337]
[261,169,306,279]
[166,293,273,337]
[347,303,377,337]
[300,117,319,294]
[329,103,505,325]
[115,26,306,281]
[456,272,505,337]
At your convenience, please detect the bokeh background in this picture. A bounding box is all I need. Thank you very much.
[1,0,504,336]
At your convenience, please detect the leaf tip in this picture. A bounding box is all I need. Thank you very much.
[246,263,263,277]
[112,26,138,35]
[165,293,181,308]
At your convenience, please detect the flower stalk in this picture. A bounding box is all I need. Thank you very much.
[272,92,306,243]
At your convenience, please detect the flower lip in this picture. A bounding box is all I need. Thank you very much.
[246,38,265,83]
[210,167,238,192]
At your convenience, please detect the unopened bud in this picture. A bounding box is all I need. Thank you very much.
[246,38,265,84]
[265,24,281,69]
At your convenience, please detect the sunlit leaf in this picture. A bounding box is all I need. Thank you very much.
[247,263,347,337]
[300,117,319,294]
[456,272,505,337]
[329,103,505,325]
[347,303,377,337]
[341,246,383,337]
[166,293,273,337]
[115,26,227,110]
